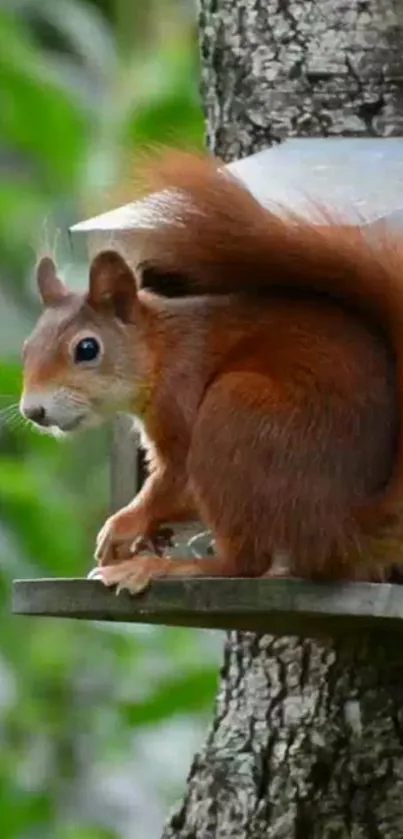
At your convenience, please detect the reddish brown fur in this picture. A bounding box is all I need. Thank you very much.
[134,292,397,580]
[21,151,403,589]
[133,153,403,541]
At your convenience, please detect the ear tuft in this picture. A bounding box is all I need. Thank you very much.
[87,250,137,322]
[36,256,67,306]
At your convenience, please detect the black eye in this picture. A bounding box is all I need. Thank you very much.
[74,336,101,364]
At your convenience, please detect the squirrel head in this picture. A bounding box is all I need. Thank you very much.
[20,250,152,436]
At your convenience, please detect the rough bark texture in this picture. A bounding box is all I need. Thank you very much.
[165,633,403,839]
[200,0,403,161]
[162,2,403,837]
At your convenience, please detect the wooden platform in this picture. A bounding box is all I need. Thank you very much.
[11,578,403,636]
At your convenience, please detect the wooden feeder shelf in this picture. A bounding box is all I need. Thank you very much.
[12,578,403,637]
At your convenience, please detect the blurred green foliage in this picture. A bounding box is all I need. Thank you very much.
[0,2,219,837]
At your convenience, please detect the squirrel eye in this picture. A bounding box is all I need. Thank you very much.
[74,336,101,364]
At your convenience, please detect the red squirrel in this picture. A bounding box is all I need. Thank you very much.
[19,151,403,594]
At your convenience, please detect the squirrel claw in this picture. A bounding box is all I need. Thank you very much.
[87,566,103,581]
[97,556,171,596]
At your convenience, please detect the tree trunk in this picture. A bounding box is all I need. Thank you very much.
[162,2,403,837]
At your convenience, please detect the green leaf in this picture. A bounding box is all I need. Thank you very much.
[0,9,88,190]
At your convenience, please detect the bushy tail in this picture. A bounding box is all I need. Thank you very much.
[131,150,403,529]
[133,151,399,314]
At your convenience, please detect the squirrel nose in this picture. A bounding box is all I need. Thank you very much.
[24,405,49,426]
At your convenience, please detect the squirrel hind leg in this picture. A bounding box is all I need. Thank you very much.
[187,371,371,581]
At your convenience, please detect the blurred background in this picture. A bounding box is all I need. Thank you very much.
[0,1,222,837]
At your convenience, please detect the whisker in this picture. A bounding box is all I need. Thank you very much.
[6,414,29,432]
[0,412,18,426]
[0,404,19,418]
[0,411,16,421]
[0,401,19,413]
[0,403,30,432]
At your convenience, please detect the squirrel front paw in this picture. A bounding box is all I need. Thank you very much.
[96,555,172,595]
[95,508,174,566]
[95,510,140,566]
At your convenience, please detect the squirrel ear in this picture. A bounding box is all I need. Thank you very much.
[36,256,67,306]
[88,250,137,322]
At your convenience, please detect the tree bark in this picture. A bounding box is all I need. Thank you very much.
[163,2,403,837]
[200,0,403,161]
